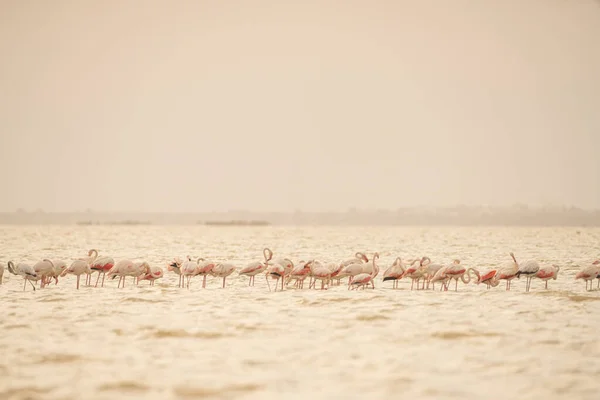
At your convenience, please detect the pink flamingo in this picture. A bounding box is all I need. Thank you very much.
[287,261,311,288]
[443,260,478,291]
[349,259,380,290]
[32,259,55,288]
[575,260,600,291]
[197,259,216,288]
[181,258,201,289]
[86,249,115,287]
[340,252,379,286]
[265,253,293,292]
[210,263,236,288]
[400,257,428,290]
[238,248,272,286]
[45,260,67,286]
[534,265,560,289]
[336,252,369,285]
[430,265,451,291]
[474,269,499,289]
[139,266,164,285]
[495,253,519,290]
[60,259,91,289]
[382,257,409,289]
[107,259,149,288]
[306,260,332,290]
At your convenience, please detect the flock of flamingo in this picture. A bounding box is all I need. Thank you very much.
[1,248,599,292]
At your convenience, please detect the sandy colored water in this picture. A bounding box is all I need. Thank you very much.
[1,225,599,400]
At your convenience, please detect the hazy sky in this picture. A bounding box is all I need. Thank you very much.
[1,0,599,212]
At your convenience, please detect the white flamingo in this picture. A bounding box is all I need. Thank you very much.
[513,253,540,292]
[7,261,37,291]
[167,257,188,288]
[238,248,273,286]
[181,258,201,289]
[81,249,99,286]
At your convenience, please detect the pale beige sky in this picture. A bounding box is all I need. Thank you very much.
[0,0,599,212]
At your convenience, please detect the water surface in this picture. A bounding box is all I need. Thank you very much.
[1,225,599,400]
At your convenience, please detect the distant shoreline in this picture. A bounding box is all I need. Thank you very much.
[0,207,599,227]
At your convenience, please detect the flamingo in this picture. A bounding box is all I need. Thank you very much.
[340,253,379,285]
[336,252,369,285]
[575,260,600,291]
[45,260,68,286]
[32,259,55,288]
[87,250,115,287]
[196,259,216,288]
[239,248,272,286]
[167,257,188,288]
[7,261,38,291]
[443,260,478,291]
[474,269,499,289]
[107,259,150,288]
[0,263,3,285]
[382,257,409,289]
[423,259,445,290]
[400,257,428,290]
[210,263,236,288]
[513,253,540,292]
[495,253,519,291]
[287,261,311,288]
[139,266,164,286]
[181,258,201,289]
[430,265,452,291]
[534,264,560,289]
[306,260,332,290]
[81,249,99,286]
[60,259,91,289]
[349,259,380,290]
[264,253,291,292]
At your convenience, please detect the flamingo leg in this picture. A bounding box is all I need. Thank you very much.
[266,275,271,292]
[455,279,458,292]
[76,275,80,290]
[203,275,207,289]
[545,281,548,289]
[222,277,226,289]
[95,273,101,287]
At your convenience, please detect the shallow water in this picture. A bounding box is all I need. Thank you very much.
[1,225,599,400]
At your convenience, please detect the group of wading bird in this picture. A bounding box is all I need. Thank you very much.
[1,248,599,292]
